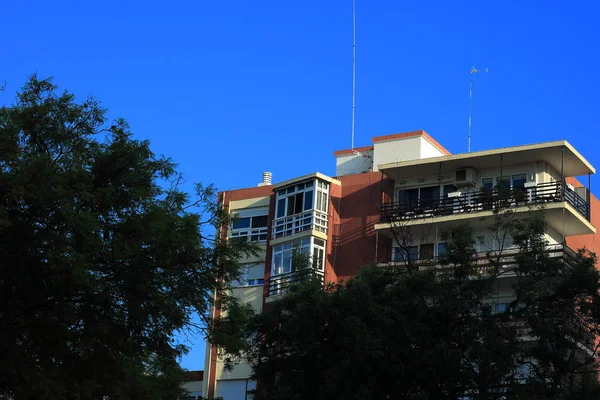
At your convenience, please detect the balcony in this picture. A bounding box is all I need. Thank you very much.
[272,210,328,239]
[386,244,579,276]
[381,182,589,223]
[267,268,324,297]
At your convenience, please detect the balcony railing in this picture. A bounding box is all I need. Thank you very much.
[272,209,328,239]
[390,244,579,274]
[230,226,268,243]
[380,181,590,223]
[268,268,325,296]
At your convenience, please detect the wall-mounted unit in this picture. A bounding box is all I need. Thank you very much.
[454,168,476,187]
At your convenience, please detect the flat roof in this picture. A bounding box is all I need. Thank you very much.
[272,172,341,190]
[378,140,595,180]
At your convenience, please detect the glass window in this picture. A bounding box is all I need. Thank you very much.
[512,173,527,188]
[232,217,251,230]
[495,303,509,313]
[287,196,296,216]
[304,190,313,211]
[420,243,434,260]
[394,246,418,262]
[251,215,268,228]
[276,198,285,218]
[419,186,440,208]
[294,193,304,214]
[497,176,510,189]
[437,243,447,257]
[443,184,455,197]
[481,178,493,190]
[312,246,324,270]
[320,193,328,212]
[398,188,419,207]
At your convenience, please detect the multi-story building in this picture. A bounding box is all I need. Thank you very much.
[202,130,599,400]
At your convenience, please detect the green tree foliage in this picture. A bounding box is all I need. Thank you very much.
[0,76,253,399]
[248,210,600,400]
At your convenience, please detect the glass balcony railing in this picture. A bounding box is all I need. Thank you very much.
[380,181,590,223]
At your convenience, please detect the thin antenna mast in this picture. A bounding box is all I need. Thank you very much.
[468,66,487,153]
[351,0,356,149]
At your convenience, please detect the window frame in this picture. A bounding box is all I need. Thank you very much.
[275,179,329,218]
[271,237,326,276]
[232,263,266,288]
[230,211,269,243]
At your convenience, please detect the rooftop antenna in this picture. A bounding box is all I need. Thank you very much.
[351,0,356,149]
[468,66,488,152]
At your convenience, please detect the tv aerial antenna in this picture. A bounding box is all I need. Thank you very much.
[468,66,488,153]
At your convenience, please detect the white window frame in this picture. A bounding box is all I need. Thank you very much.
[230,208,269,243]
[232,263,265,287]
[271,237,326,276]
[273,179,329,238]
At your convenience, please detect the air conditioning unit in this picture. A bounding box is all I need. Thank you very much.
[454,168,476,187]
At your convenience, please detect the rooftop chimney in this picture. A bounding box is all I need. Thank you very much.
[258,172,272,187]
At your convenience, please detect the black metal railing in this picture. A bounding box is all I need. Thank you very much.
[390,244,579,273]
[268,268,324,296]
[380,181,590,223]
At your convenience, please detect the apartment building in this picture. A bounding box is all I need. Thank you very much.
[202,130,599,400]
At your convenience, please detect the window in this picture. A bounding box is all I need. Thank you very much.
[312,238,326,270]
[272,238,311,275]
[420,243,434,260]
[437,243,447,257]
[397,186,440,209]
[275,180,327,218]
[481,178,493,190]
[393,246,418,262]
[495,303,509,313]
[272,237,327,275]
[398,188,418,208]
[230,209,268,242]
[419,186,440,208]
[497,176,511,189]
[512,173,527,188]
[232,263,265,287]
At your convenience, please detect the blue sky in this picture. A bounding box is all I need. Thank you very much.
[2,0,600,370]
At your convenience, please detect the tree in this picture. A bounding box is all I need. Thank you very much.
[0,76,253,399]
[247,209,600,400]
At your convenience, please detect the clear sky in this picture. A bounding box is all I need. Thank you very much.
[2,0,599,370]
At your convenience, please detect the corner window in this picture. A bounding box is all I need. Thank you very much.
[275,181,319,218]
[272,237,326,275]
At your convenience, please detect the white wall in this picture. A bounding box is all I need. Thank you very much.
[373,136,422,172]
[182,380,203,398]
[419,137,446,159]
[335,151,374,176]
[216,379,253,400]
